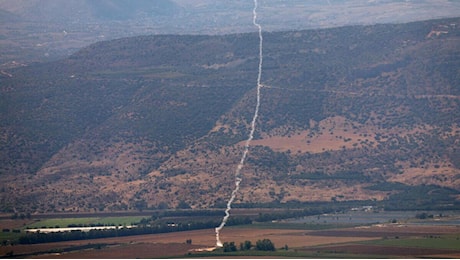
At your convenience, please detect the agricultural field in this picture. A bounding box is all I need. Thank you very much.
[1,210,459,258]
[25,216,147,229]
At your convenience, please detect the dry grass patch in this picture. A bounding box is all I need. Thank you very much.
[251,116,377,153]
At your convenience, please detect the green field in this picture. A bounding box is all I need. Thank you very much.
[361,235,460,250]
[25,216,149,229]
[0,231,22,241]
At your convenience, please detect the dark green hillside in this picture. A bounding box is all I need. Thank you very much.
[1,17,459,212]
[0,33,259,175]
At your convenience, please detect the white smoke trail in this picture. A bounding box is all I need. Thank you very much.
[215,0,263,248]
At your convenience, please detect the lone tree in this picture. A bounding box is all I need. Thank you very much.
[255,239,275,251]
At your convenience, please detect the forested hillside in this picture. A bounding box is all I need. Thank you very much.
[1,17,459,213]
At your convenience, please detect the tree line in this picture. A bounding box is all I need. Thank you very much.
[17,217,251,244]
[222,239,277,252]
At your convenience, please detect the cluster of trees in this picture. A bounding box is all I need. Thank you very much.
[383,184,460,210]
[254,209,326,223]
[368,182,460,210]
[222,239,276,252]
[157,209,223,217]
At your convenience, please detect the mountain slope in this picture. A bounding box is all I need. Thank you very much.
[1,18,459,212]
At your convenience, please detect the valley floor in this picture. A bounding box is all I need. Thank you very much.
[1,215,460,258]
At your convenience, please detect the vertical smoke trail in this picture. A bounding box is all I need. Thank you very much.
[215,0,263,248]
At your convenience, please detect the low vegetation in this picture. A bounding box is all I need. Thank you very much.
[1,17,459,212]
[221,238,275,252]
[364,236,460,251]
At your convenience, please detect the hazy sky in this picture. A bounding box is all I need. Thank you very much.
[1,0,460,33]
[1,0,459,66]
[171,0,460,33]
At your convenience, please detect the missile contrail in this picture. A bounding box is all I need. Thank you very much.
[215,0,263,248]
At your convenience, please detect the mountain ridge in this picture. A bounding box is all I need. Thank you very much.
[1,17,459,213]
[2,0,460,70]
